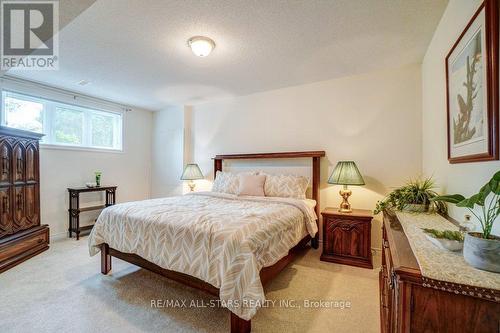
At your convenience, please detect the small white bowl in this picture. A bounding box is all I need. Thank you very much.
[425,234,463,252]
[85,182,97,188]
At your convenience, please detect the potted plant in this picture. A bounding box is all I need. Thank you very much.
[431,171,500,273]
[374,177,447,215]
[422,228,464,252]
[95,171,102,187]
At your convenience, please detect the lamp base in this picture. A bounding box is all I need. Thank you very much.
[188,181,196,192]
[339,186,352,213]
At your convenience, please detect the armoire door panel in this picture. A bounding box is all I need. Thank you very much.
[25,143,38,183]
[0,140,12,186]
[0,126,46,273]
[0,187,13,238]
[12,143,26,184]
[12,186,26,232]
[25,185,39,227]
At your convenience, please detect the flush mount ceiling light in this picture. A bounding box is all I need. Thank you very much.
[187,36,216,57]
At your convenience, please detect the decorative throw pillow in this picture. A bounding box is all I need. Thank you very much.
[263,174,309,199]
[212,171,259,194]
[237,174,266,196]
[212,171,240,194]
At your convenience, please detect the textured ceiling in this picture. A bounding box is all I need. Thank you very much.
[8,0,448,110]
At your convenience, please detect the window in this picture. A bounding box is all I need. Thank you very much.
[4,93,44,133]
[1,91,123,151]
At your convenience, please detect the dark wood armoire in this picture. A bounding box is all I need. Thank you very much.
[0,126,49,273]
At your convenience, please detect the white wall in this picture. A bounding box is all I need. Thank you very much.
[189,64,423,248]
[422,0,500,235]
[151,106,185,197]
[41,108,153,238]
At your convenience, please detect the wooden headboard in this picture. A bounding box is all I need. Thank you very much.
[213,151,326,248]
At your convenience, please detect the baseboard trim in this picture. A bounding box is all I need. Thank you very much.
[316,239,381,254]
[51,225,95,241]
[50,231,67,242]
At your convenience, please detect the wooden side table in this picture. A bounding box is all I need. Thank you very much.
[68,186,117,240]
[320,207,373,269]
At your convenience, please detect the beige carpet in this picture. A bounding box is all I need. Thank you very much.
[0,237,381,333]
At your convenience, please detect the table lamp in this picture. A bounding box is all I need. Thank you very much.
[328,161,365,213]
[180,164,204,191]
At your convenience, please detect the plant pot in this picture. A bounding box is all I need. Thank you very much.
[402,204,428,213]
[463,232,500,273]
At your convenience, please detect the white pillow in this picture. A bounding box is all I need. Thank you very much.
[212,171,258,194]
[237,174,266,196]
[263,173,309,199]
[212,171,239,194]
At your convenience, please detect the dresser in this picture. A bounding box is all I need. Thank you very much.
[320,208,373,269]
[380,211,499,333]
[0,126,49,273]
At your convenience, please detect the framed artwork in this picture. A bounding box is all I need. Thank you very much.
[446,0,499,163]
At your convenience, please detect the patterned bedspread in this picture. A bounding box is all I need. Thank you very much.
[88,192,317,320]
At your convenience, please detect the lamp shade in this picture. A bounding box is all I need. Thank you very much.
[328,161,365,186]
[180,164,204,180]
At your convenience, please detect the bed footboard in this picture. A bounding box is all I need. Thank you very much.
[99,236,310,332]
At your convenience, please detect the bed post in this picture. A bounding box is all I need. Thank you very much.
[214,158,223,179]
[311,156,320,249]
[101,243,112,274]
[230,313,251,333]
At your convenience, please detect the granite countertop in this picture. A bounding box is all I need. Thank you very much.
[396,212,500,292]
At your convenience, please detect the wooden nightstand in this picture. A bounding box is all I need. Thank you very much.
[320,208,373,269]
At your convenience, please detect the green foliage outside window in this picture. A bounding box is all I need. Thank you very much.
[54,108,83,144]
[91,114,114,147]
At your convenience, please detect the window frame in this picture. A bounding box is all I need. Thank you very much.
[2,90,46,134]
[1,89,124,153]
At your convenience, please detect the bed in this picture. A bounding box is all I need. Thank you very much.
[88,151,325,332]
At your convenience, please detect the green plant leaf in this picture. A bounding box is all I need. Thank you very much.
[477,183,491,206]
[374,177,447,215]
[457,194,481,208]
[422,228,464,241]
[489,170,500,194]
[431,194,465,204]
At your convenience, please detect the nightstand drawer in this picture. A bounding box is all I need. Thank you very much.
[321,208,373,269]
